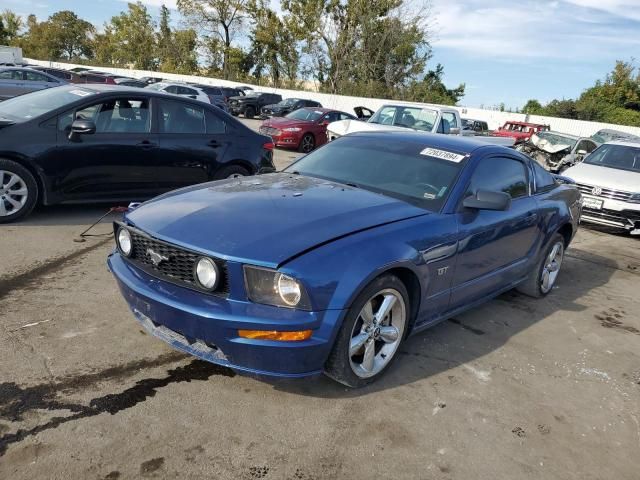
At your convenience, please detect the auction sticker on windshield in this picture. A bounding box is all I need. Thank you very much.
[420,148,466,163]
[69,89,94,97]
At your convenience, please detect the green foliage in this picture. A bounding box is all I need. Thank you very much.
[107,2,158,70]
[156,6,198,74]
[0,10,22,44]
[402,64,465,105]
[523,61,640,127]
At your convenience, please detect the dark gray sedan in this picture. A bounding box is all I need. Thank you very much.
[0,67,67,101]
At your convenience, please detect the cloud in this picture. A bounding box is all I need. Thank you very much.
[118,0,178,9]
[562,0,640,21]
[431,0,640,61]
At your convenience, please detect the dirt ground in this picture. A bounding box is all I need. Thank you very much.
[1,122,639,479]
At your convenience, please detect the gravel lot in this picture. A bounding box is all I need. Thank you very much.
[1,121,639,479]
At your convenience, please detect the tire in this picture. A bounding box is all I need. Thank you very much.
[244,106,255,119]
[215,165,250,180]
[0,159,38,224]
[325,274,409,388]
[298,133,315,153]
[516,233,565,298]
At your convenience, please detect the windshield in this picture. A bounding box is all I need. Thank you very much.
[368,106,438,132]
[0,86,96,122]
[285,109,323,122]
[535,132,577,148]
[145,83,165,91]
[583,144,640,173]
[284,136,464,210]
[591,129,640,144]
[280,98,299,106]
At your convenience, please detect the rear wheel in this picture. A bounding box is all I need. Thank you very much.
[0,159,38,224]
[215,165,250,180]
[244,106,256,119]
[298,133,315,153]
[517,233,565,298]
[325,274,409,387]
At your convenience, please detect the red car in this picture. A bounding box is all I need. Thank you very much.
[259,107,357,153]
[493,121,550,144]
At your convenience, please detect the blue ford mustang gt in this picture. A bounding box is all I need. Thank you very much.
[108,131,581,387]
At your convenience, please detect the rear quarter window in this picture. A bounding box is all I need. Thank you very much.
[532,161,557,192]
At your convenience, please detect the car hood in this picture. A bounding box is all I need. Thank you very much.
[327,119,410,137]
[494,130,529,138]
[563,162,640,191]
[125,173,429,267]
[529,134,572,154]
[262,117,310,129]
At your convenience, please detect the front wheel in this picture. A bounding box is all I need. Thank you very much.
[0,159,38,224]
[325,274,409,387]
[516,233,565,298]
[215,165,250,180]
[244,106,255,119]
[298,133,315,153]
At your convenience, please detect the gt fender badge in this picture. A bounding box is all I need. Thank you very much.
[438,266,449,276]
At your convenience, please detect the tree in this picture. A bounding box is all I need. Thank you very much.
[107,2,157,69]
[177,0,249,79]
[1,10,22,43]
[522,99,543,115]
[403,64,465,105]
[156,5,198,74]
[46,11,94,59]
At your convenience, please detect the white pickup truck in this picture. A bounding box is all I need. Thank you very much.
[327,103,515,146]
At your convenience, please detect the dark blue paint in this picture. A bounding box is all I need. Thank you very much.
[109,131,581,378]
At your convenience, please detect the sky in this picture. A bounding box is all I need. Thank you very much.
[5,0,640,109]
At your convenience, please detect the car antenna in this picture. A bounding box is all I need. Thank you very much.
[73,206,128,243]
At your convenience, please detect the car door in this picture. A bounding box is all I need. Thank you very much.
[450,155,541,307]
[23,70,59,94]
[155,97,229,189]
[52,95,163,201]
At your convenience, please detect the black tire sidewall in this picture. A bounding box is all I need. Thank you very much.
[298,134,315,153]
[0,159,38,223]
[245,106,255,119]
[325,274,410,388]
[215,165,250,180]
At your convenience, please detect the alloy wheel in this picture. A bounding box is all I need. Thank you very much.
[349,288,406,378]
[540,241,564,294]
[301,135,315,153]
[0,170,29,217]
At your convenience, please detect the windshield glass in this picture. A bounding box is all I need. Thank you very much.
[583,144,640,173]
[368,106,438,132]
[535,132,577,148]
[280,98,299,106]
[285,109,323,121]
[0,87,96,122]
[284,136,464,210]
[145,83,165,91]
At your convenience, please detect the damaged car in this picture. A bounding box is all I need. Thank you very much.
[516,131,599,173]
[109,132,580,387]
[563,140,640,235]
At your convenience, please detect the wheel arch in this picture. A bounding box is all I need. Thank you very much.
[557,222,573,248]
[0,154,47,205]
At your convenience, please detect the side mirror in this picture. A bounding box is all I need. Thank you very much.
[449,127,461,135]
[463,190,511,211]
[69,119,96,140]
[320,120,330,126]
[576,149,587,155]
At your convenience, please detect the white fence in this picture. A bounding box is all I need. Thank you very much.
[28,58,640,139]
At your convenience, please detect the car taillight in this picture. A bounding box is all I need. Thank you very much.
[262,142,274,151]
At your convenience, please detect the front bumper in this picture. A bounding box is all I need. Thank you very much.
[108,252,344,377]
[580,195,640,232]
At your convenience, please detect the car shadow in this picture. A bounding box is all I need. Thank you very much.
[260,248,617,397]
[12,204,126,228]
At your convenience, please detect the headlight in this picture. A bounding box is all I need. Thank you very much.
[244,266,311,309]
[117,228,132,256]
[195,257,219,290]
[283,127,302,132]
[629,193,640,204]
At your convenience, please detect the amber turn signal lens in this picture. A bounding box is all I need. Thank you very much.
[238,329,312,341]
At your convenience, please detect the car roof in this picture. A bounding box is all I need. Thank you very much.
[606,140,640,147]
[298,107,340,113]
[346,130,506,154]
[540,130,580,140]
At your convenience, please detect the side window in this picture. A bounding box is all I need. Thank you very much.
[532,161,557,193]
[58,99,150,133]
[179,87,198,96]
[159,99,205,134]
[374,106,398,125]
[467,157,529,199]
[576,140,597,154]
[25,71,50,82]
[339,112,353,120]
[323,112,340,123]
[165,85,179,94]
[0,70,19,79]
[442,112,458,129]
[205,110,226,134]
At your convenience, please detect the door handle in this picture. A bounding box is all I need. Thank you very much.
[136,140,157,149]
[208,140,221,148]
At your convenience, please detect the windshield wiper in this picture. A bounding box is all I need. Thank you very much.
[345,182,359,188]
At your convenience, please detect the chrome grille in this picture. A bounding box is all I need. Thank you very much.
[576,183,633,202]
[122,227,229,295]
[259,126,281,136]
[582,207,640,227]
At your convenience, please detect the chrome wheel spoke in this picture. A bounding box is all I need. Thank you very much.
[349,332,369,357]
[361,340,375,372]
[6,196,21,209]
[375,294,397,323]
[378,325,399,344]
[10,188,27,196]
[0,200,6,216]
[5,175,19,189]
[541,269,551,291]
[360,301,374,325]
